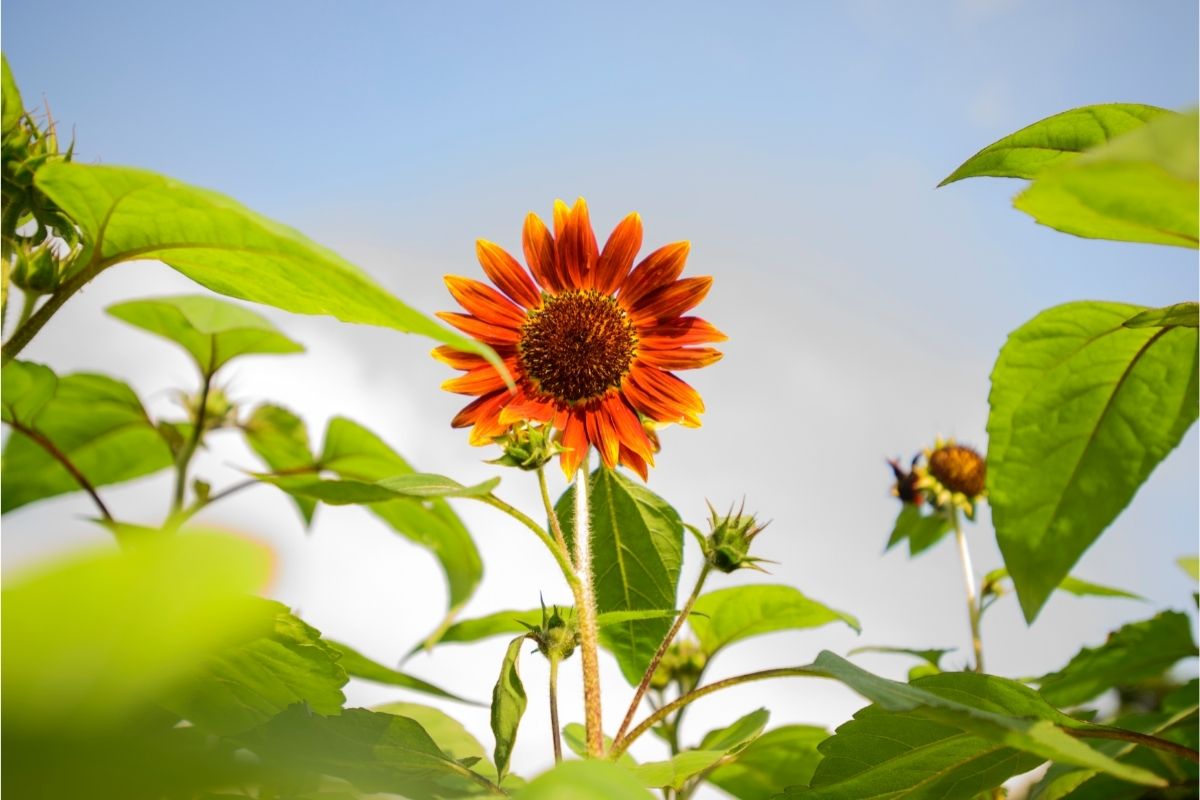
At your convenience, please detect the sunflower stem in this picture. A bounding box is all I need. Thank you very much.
[548,654,563,764]
[573,455,605,757]
[951,508,984,673]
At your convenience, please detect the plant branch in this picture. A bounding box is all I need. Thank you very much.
[572,458,605,757]
[6,419,113,522]
[549,655,563,764]
[1,255,107,366]
[474,493,579,591]
[170,343,216,515]
[538,465,571,563]
[614,562,712,745]
[1069,726,1199,765]
[951,508,984,672]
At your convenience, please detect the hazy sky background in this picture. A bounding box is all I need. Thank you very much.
[4,0,1198,792]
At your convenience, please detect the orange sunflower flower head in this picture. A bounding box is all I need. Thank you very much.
[435,198,726,479]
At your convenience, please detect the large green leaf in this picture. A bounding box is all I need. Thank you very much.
[555,467,684,684]
[1013,109,1198,248]
[706,725,828,800]
[259,472,500,504]
[164,604,348,736]
[940,104,1167,185]
[689,585,860,658]
[1123,301,1199,329]
[1036,611,1198,708]
[246,705,500,799]
[988,301,1199,621]
[886,503,952,557]
[33,161,499,365]
[2,54,24,138]
[491,635,528,782]
[107,295,303,373]
[634,708,770,791]
[242,403,317,524]
[1,365,173,512]
[330,641,480,705]
[2,532,274,730]
[0,358,56,424]
[806,652,1165,788]
[372,701,487,764]
[515,760,654,800]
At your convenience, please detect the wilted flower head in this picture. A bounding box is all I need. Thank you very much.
[918,437,987,518]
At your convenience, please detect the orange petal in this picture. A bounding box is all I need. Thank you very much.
[604,394,656,466]
[618,444,649,481]
[624,366,704,427]
[476,241,543,309]
[585,405,619,469]
[451,390,507,428]
[469,394,511,445]
[442,362,512,395]
[593,212,642,295]
[498,388,557,425]
[523,212,563,293]
[631,276,713,325]
[436,311,521,345]
[618,241,689,309]
[557,197,598,290]
[636,347,723,370]
[445,275,528,328]
[559,411,589,477]
[432,345,490,370]
[638,317,728,348]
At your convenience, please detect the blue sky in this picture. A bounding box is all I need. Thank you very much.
[4,0,1198,789]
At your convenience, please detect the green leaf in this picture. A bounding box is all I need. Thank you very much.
[633,750,727,791]
[2,369,174,512]
[886,504,952,557]
[805,652,1165,788]
[556,466,684,684]
[562,722,637,767]
[706,725,828,800]
[164,604,348,736]
[1036,611,1198,707]
[33,161,502,366]
[515,760,654,800]
[981,567,1145,602]
[1,359,57,424]
[259,473,499,504]
[2,53,24,138]
[940,104,1168,185]
[689,585,860,658]
[491,635,528,782]
[2,532,274,730]
[1123,301,1199,329]
[848,646,955,669]
[1013,109,1198,248]
[247,706,498,799]
[988,301,1199,621]
[242,403,317,524]
[698,707,771,752]
[329,640,481,705]
[1179,555,1200,581]
[372,701,487,764]
[107,295,303,372]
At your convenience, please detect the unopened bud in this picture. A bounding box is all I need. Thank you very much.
[702,500,770,574]
[489,422,562,471]
[521,600,577,662]
[10,243,60,294]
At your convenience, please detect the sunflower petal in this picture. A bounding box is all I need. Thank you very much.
[619,241,690,309]
[631,276,713,324]
[524,212,563,292]
[452,390,508,429]
[432,345,491,370]
[636,347,723,370]
[445,275,528,328]
[476,240,543,309]
[586,403,620,469]
[559,411,589,477]
[469,395,511,445]
[624,365,704,427]
[618,444,650,481]
[441,362,512,395]
[638,316,728,348]
[594,212,642,295]
[436,311,521,345]
[558,197,599,290]
[498,389,557,425]
[604,394,656,466]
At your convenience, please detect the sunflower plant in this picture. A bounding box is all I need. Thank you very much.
[2,54,1197,800]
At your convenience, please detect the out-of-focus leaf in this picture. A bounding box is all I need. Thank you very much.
[491,635,528,782]
[515,760,654,800]
[1178,556,1199,581]
[330,640,480,705]
[633,750,726,791]
[556,467,684,684]
[689,585,860,658]
[706,725,828,800]
[988,301,1198,621]
[886,503,952,556]
[2,369,173,512]
[1013,109,1198,248]
[940,104,1168,185]
[1123,301,1199,329]
[562,723,636,767]
[1036,611,1198,707]
[372,701,487,764]
[805,651,1165,787]
[164,604,348,736]
[848,645,954,669]
[242,403,317,523]
[107,295,303,373]
[2,532,273,730]
[698,708,771,753]
[260,472,500,503]
[2,54,24,137]
[34,161,500,366]
[981,567,1145,603]
[1,359,57,424]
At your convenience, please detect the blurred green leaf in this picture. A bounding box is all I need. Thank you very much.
[34,161,501,366]
[2,532,274,730]
[556,467,683,684]
[373,701,487,764]
[1,358,57,424]
[1177,555,1199,581]
[988,301,1198,621]
[982,567,1145,603]
[261,472,500,504]
[848,645,955,669]
[107,294,303,373]
[1036,611,1198,708]
[164,604,348,736]
[329,640,480,705]
[1013,109,1198,248]
[2,54,24,138]
[699,707,770,752]
[242,403,317,524]
[491,635,528,782]
[706,725,828,800]
[1123,301,1199,329]
[515,760,654,800]
[634,709,770,791]
[562,723,636,766]
[886,503,952,556]
[689,585,860,658]
[2,369,173,512]
[940,104,1168,185]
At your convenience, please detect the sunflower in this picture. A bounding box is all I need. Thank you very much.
[434,198,725,479]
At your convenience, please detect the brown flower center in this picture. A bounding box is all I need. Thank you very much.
[928,445,987,498]
[519,289,638,404]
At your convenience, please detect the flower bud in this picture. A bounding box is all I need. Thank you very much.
[488,422,562,471]
[10,242,61,294]
[521,601,577,662]
[702,500,770,574]
[651,639,707,690]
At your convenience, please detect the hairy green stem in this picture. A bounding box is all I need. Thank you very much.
[476,493,579,590]
[171,350,215,516]
[539,465,571,563]
[549,655,563,764]
[573,458,605,757]
[1,256,106,366]
[6,419,113,522]
[614,562,712,746]
[951,508,984,672]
